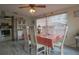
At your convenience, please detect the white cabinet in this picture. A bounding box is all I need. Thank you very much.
[16,17,26,40]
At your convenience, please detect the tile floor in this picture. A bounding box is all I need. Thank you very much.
[0,40,79,55]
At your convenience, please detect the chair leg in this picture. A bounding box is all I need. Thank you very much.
[46,47,49,55]
[60,45,64,55]
[76,39,78,48]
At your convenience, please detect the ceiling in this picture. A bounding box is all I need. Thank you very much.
[0,4,78,18]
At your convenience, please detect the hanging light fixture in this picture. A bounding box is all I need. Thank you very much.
[29,8,36,13]
[19,4,46,14]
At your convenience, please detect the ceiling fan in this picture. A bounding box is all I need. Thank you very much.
[19,4,46,13]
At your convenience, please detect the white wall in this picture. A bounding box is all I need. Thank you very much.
[65,6,79,47]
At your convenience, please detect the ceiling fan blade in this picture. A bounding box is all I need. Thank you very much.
[34,5,46,8]
[19,6,29,8]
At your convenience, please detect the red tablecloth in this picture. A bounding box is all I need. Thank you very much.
[22,33,63,48]
[36,34,63,48]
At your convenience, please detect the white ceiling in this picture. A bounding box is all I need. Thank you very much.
[0,4,78,18]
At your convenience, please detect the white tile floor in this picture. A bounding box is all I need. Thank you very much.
[0,40,79,55]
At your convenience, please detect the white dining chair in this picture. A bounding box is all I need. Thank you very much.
[53,26,68,55]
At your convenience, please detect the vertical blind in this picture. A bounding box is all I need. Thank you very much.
[36,13,67,35]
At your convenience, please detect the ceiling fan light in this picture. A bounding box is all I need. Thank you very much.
[29,8,36,13]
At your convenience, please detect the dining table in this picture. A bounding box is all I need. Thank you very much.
[36,34,64,54]
[36,34,64,48]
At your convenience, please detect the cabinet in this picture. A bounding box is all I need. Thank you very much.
[16,17,26,40]
[0,18,12,41]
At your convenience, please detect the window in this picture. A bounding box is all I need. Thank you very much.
[36,13,67,36]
